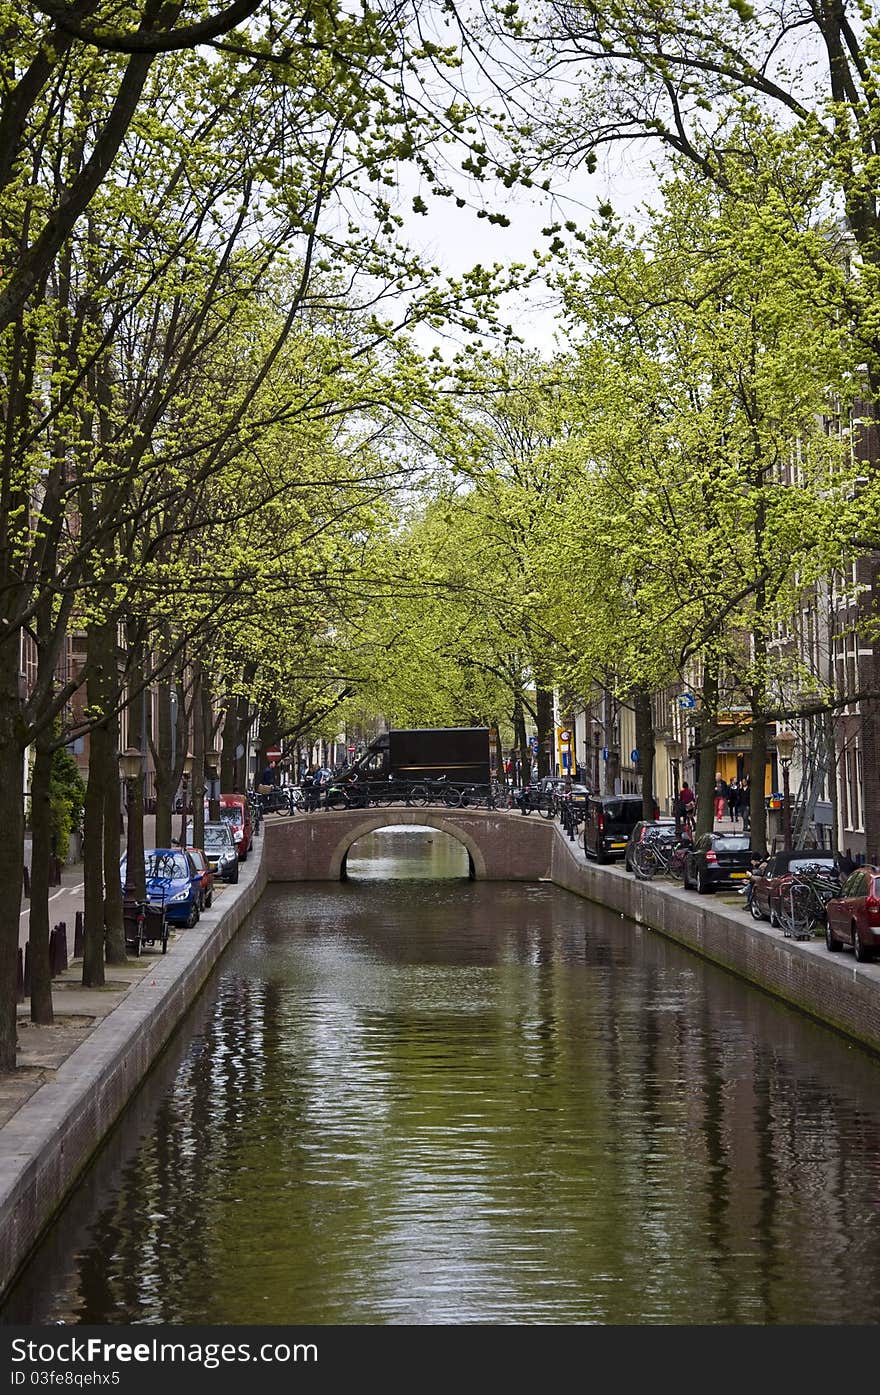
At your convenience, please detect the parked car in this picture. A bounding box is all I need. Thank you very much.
[683,832,752,893]
[624,817,678,873]
[200,821,240,884]
[583,794,647,863]
[825,866,880,961]
[536,777,591,811]
[749,850,837,925]
[186,846,214,910]
[218,794,254,860]
[120,848,202,927]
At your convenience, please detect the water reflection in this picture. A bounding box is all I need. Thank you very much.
[4,829,880,1325]
[345,825,470,880]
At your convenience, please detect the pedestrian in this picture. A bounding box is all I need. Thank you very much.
[740,775,751,829]
[302,768,319,812]
[676,781,696,834]
[727,780,740,824]
[714,774,728,822]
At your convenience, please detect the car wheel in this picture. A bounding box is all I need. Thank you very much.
[186,902,198,929]
[228,864,239,885]
[206,891,213,908]
[682,863,691,889]
[825,922,841,952]
[853,925,871,963]
[696,867,709,894]
[750,898,766,921]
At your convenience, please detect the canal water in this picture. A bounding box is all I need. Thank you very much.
[3,826,880,1325]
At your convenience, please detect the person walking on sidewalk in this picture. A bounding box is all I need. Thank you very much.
[727,780,740,824]
[714,774,728,822]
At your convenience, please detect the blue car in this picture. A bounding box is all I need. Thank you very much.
[120,848,201,928]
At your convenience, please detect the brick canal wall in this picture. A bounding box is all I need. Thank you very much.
[0,841,267,1300]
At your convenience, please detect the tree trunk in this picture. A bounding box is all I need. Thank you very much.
[696,661,719,840]
[103,752,126,965]
[0,634,25,1069]
[220,698,237,791]
[634,687,656,819]
[28,733,54,1023]
[191,660,206,850]
[512,692,528,786]
[82,620,114,988]
[154,677,175,849]
[749,717,769,860]
[536,685,553,778]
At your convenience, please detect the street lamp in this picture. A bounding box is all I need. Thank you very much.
[775,727,797,851]
[119,747,145,936]
[206,744,221,823]
[178,752,194,848]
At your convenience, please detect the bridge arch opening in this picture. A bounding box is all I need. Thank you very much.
[336,820,481,882]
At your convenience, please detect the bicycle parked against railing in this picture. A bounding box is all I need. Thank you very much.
[407,776,463,808]
[513,785,556,818]
[776,865,842,940]
[632,833,691,882]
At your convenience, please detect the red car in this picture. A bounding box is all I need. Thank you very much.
[218,794,254,861]
[750,850,837,926]
[825,866,880,961]
[186,846,214,912]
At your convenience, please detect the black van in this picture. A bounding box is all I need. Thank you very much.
[583,794,647,863]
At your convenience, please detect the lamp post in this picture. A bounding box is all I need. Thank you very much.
[178,752,194,848]
[119,748,145,935]
[775,727,797,851]
[206,744,221,823]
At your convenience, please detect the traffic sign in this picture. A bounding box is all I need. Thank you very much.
[631,749,639,763]
[678,693,696,709]
[559,729,571,743]
[528,736,539,752]
[347,744,356,754]
[601,747,608,760]
[265,746,282,761]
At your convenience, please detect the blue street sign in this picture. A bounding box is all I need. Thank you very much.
[631,749,639,763]
[601,747,608,760]
[678,693,696,709]
[528,736,539,752]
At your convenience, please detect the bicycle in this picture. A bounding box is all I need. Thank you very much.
[407,777,462,808]
[632,834,690,882]
[513,786,555,817]
[776,866,842,940]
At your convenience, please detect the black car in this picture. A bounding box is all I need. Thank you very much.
[583,794,646,863]
[624,818,678,873]
[683,832,752,893]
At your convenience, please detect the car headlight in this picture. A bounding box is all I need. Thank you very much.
[170,888,190,903]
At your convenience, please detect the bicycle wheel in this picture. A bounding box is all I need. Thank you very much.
[408,784,429,807]
[538,794,557,820]
[443,785,462,808]
[459,785,478,808]
[668,847,687,882]
[778,881,817,938]
[632,843,659,880]
[325,788,348,811]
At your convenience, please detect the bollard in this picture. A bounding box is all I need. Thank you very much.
[49,927,58,976]
[16,948,24,1003]
[74,910,84,958]
[23,942,31,996]
[22,865,31,898]
[57,921,68,972]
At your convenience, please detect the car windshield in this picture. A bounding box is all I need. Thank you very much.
[145,852,189,879]
[203,825,232,849]
[713,836,751,851]
[221,808,243,827]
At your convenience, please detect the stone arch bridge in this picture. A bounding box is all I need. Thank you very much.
[262,807,557,881]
